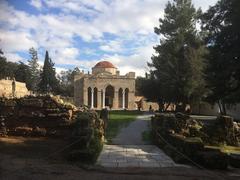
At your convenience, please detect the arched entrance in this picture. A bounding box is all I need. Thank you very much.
[118,88,123,108]
[125,88,129,109]
[94,87,98,108]
[105,85,114,108]
[87,87,91,107]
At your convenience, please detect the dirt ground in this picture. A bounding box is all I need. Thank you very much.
[0,136,240,180]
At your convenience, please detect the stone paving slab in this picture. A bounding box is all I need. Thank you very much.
[97,145,191,168]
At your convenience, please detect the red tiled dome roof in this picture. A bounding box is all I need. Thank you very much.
[94,61,116,68]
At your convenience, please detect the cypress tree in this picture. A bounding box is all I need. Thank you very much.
[39,51,59,93]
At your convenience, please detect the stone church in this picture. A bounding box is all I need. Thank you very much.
[74,61,136,110]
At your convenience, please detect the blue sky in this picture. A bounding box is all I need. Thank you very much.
[0,0,218,76]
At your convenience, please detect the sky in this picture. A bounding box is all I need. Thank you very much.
[0,0,218,76]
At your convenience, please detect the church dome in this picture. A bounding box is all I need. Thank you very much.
[93,61,116,69]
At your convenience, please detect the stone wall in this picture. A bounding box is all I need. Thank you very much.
[0,95,106,163]
[0,95,77,137]
[191,102,240,119]
[191,102,219,116]
[226,104,240,120]
[151,113,240,169]
[0,78,29,98]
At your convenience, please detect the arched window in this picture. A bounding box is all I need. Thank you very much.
[118,88,123,108]
[87,87,92,107]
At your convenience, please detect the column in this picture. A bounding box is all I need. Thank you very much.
[97,90,102,109]
[91,88,94,109]
[128,91,135,110]
[122,89,125,109]
[83,88,88,106]
[113,90,118,109]
[102,89,105,108]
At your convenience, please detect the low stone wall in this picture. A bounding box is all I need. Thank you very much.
[0,95,78,137]
[151,113,240,169]
[0,95,106,163]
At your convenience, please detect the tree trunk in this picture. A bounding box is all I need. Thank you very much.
[158,102,164,112]
[164,103,170,112]
[222,101,227,115]
[175,103,186,113]
[218,100,227,115]
[217,100,222,114]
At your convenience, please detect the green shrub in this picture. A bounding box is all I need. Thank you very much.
[68,110,104,164]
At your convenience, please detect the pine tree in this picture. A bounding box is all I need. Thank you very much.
[0,49,18,79]
[28,47,40,92]
[14,61,31,88]
[0,49,7,79]
[202,0,240,114]
[39,51,59,93]
[57,67,80,96]
[149,0,206,111]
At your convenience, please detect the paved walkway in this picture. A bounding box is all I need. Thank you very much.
[97,145,189,168]
[112,114,152,145]
[97,114,190,168]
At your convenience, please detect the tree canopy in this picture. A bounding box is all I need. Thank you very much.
[28,47,40,92]
[148,0,206,111]
[39,51,59,93]
[202,0,240,114]
[57,67,80,97]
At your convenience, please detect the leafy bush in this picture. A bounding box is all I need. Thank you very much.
[68,110,104,164]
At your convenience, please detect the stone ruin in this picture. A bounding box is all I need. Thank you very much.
[151,113,240,169]
[0,95,78,137]
[0,116,7,136]
[0,78,29,98]
[0,95,106,163]
[203,115,240,146]
[152,112,240,146]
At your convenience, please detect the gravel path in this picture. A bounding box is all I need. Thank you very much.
[112,114,152,145]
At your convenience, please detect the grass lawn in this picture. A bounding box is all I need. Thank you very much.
[105,110,143,143]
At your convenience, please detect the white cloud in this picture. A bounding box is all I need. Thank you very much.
[99,40,123,52]
[0,30,37,51]
[55,66,68,74]
[0,0,219,77]
[192,0,218,11]
[29,0,43,10]
[98,42,155,77]
[4,52,24,62]
[51,47,80,65]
